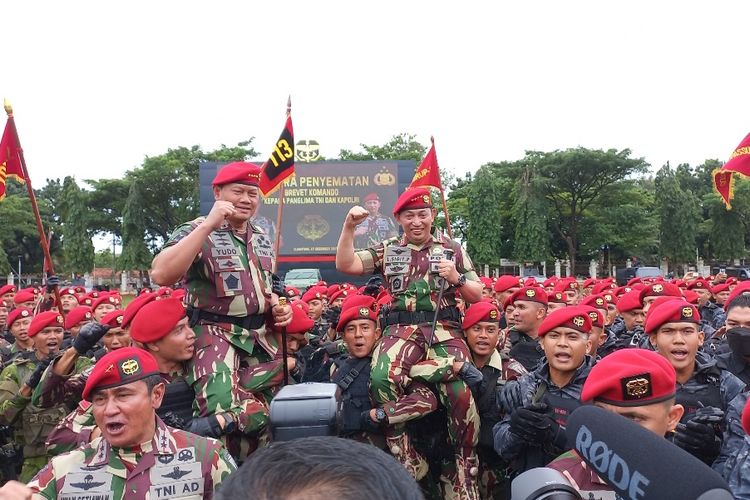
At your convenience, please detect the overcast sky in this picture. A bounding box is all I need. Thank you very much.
[3,1,749,188]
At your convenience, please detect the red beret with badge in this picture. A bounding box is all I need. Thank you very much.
[13,289,36,305]
[553,279,579,293]
[285,287,301,298]
[581,348,676,406]
[64,306,93,330]
[686,278,711,291]
[392,188,433,216]
[542,277,559,288]
[363,192,380,203]
[591,281,617,295]
[644,299,700,334]
[494,275,523,293]
[91,293,118,312]
[272,303,314,334]
[82,347,160,400]
[7,307,33,329]
[724,282,750,311]
[101,309,125,329]
[130,298,186,344]
[547,291,567,304]
[59,287,78,298]
[28,311,64,337]
[538,307,592,337]
[579,305,604,329]
[582,278,596,289]
[212,161,262,187]
[638,282,682,303]
[329,288,349,303]
[580,294,609,311]
[479,277,493,290]
[337,295,379,332]
[462,302,501,330]
[301,286,328,303]
[509,286,548,306]
[0,284,16,297]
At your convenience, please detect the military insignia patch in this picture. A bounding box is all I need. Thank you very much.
[119,358,141,377]
[555,293,563,300]
[489,309,498,320]
[116,315,123,325]
[595,298,604,306]
[21,310,29,317]
[422,195,430,204]
[432,246,443,254]
[621,373,652,400]
[85,312,92,319]
[681,307,693,318]
[588,312,597,321]
[525,289,536,297]
[652,284,664,293]
[572,316,585,327]
[359,307,369,317]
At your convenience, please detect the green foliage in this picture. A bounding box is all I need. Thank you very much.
[655,164,701,267]
[338,133,427,163]
[465,165,510,265]
[512,163,550,263]
[119,181,153,271]
[61,177,95,274]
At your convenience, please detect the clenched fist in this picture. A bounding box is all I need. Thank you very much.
[345,206,369,230]
[205,201,238,230]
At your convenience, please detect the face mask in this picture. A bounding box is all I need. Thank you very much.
[726,327,750,357]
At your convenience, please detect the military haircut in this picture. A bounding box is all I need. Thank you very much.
[216,436,424,500]
[726,293,750,314]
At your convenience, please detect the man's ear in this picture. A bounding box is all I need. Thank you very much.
[151,382,166,410]
[667,403,685,432]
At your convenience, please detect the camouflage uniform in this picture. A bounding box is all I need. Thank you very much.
[32,356,94,409]
[547,450,618,499]
[29,417,236,499]
[355,230,481,499]
[0,353,90,482]
[163,217,276,460]
[45,400,97,457]
[354,213,398,249]
[714,392,750,498]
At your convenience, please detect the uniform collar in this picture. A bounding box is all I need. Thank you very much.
[87,416,177,471]
[487,350,503,371]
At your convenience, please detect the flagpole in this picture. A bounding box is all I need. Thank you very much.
[430,137,454,240]
[271,96,291,274]
[4,100,65,316]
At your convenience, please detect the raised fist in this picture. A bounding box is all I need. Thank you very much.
[205,201,238,230]
[345,206,369,229]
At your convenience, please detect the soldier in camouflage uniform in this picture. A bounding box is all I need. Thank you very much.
[28,347,236,499]
[151,162,292,461]
[336,188,485,499]
[0,312,87,482]
[353,192,399,249]
[3,308,35,366]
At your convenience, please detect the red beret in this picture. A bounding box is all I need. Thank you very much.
[581,348,676,406]
[13,290,36,305]
[510,286,548,306]
[140,288,153,295]
[7,308,32,329]
[28,311,64,337]
[91,294,118,311]
[547,291,566,304]
[86,291,101,299]
[328,288,349,303]
[77,294,93,307]
[101,309,125,329]
[212,161,261,187]
[327,284,340,297]
[644,299,700,334]
[726,277,738,285]
[579,305,604,328]
[494,275,523,293]
[613,286,632,297]
[616,290,642,313]
[293,299,309,314]
[121,293,158,329]
[337,296,378,332]
[638,282,682,303]
[171,289,186,301]
[315,280,328,287]
[377,291,392,307]
[60,287,78,298]
[0,284,16,296]
[155,287,173,298]
[462,302,501,330]
[554,279,578,293]
[626,277,643,286]
[583,278,597,289]
[682,290,699,305]
[743,397,750,435]
[724,282,750,311]
[82,347,160,401]
[601,292,618,305]
[392,188,432,215]
[580,294,609,310]
[363,193,380,203]
[301,286,327,303]
[285,286,301,297]
[479,277,493,289]
[711,283,730,295]
[591,281,617,295]
[686,279,711,291]
[272,303,314,334]
[130,298,186,344]
[538,307,592,337]
[64,306,93,330]
[542,277,559,288]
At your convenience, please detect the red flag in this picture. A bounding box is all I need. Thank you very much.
[259,115,295,196]
[713,132,750,209]
[409,140,443,191]
[0,115,26,200]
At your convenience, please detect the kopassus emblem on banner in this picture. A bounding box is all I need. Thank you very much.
[295,140,321,162]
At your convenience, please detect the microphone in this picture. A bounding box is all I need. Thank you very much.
[565,405,733,500]
[511,467,582,500]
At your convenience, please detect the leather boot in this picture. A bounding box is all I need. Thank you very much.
[385,432,429,481]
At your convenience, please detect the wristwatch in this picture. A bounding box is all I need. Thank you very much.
[454,275,467,288]
[374,407,388,424]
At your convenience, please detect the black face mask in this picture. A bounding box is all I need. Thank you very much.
[726,327,750,357]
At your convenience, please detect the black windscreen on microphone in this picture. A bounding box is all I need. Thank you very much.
[565,405,733,500]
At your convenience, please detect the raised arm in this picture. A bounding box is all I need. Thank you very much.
[336,206,369,276]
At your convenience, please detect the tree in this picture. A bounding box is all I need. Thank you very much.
[534,148,649,272]
[338,133,427,163]
[465,165,511,266]
[512,163,550,263]
[61,177,95,275]
[120,180,153,271]
[654,164,700,273]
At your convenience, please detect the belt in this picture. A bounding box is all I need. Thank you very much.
[187,307,266,330]
[381,307,460,327]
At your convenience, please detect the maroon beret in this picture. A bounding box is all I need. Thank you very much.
[337,296,378,332]
[547,291,567,304]
[60,287,78,298]
[64,306,93,330]
[301,286,328,303]
[7,308,32,329]
[509,286,548,306]
[581,348,676,406]
[130,298,186,344]
[91,294,118,311]
[121,292,158,329]
[462,302,501,330]
[644,299,700,334]
[638,282,681,303]
[271,303,314,334]
[212,161,261,187]
[494,275,522,293]
[538,306,592,337]
[101,309,125,329]
[393,188,432,215]
[363,193,380,203]
[579,305,604,329]
[13,290,36,305]
[28,311,64,337]
[83,347,160,401]
[0,284,16,296]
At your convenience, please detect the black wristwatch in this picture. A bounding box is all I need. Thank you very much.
[454,275,467,288]
[374,407,387,424]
